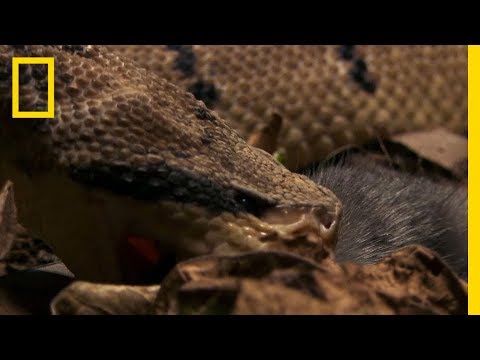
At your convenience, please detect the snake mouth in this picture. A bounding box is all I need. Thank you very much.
[206,203,341,262]
[115,200,341,284]
[260,205,339,245]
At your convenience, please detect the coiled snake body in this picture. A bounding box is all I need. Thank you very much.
[109,45,467,170]
[0,45,467,282]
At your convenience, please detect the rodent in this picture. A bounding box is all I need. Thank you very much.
[309,161,467,279]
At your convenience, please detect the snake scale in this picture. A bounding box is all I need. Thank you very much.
[108,45,467,170]
[0,45,467,283]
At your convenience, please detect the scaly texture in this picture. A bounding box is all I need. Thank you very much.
[0,45,340,282]
[108,45,467,169]
[0,45,337,208]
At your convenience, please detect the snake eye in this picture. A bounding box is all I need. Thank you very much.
[233,191,274,216]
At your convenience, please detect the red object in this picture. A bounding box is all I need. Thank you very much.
[127,236,161,265]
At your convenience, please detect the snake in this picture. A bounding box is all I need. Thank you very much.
[107,45,467,170]
[0,45,467,283]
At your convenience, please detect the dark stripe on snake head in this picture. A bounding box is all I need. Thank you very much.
[68,164,276,216]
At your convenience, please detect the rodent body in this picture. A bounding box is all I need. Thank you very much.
[311,162,467,279]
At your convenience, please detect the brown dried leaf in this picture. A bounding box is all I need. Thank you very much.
[154,247,467,315]
[51,282,159,315]
[51,245,467,315]
[392,128,467,178]
[0,181,17,260]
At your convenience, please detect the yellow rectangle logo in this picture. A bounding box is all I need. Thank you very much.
[469,45,478,315]
[11,57,54,118]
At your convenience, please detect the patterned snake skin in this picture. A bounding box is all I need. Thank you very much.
[107,45,467,169]
[0,45,468,283]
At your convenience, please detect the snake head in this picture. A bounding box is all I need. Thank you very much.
[0,45,342,282]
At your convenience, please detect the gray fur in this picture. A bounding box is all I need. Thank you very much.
[309,162,467,279]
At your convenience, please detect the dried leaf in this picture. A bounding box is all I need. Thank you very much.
[50,246,467,315]
[0,181,17,260]
[392,128,467,178]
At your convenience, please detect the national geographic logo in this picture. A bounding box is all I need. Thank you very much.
[11,57,54,118]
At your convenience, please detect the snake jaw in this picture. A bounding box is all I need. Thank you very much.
[207,203,341,262]
[257,205,340,261]
[260,206,339,241]
[2,45,346,280]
